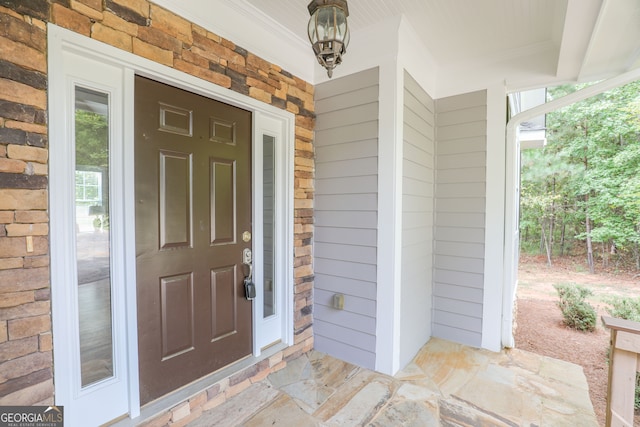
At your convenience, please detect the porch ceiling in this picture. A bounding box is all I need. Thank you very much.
[157,0,640,93]
[243,0,640,89]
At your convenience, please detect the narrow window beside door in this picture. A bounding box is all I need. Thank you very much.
[263,135,276,318]
[75,87,115,387]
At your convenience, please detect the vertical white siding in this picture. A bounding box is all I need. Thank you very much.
[314,68,379,369]
[399,72,434,366]
[433,90,487,347]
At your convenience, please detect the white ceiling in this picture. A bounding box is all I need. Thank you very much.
[246,0,567,70]
[243,0,640,87]
[156,0,640,95]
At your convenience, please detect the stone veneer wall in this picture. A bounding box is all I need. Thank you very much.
[0,0,315,423]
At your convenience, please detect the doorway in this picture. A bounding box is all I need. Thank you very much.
[50,25,295,425]
[134,76,253,404]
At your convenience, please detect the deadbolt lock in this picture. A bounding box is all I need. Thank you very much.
[243,248,252,265]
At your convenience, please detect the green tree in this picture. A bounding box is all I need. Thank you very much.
[75,109,108,168]
[75,108,109,223]
[521,80,640,271]
[520,146,577,264]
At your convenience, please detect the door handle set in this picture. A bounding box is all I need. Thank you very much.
[242,248,256,300]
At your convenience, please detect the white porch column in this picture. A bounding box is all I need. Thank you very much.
[375,59,404,375]
[482,83,507,352]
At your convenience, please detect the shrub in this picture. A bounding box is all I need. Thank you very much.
[637,376,640,411]
[605,295,640,322]
[553,283,597,332]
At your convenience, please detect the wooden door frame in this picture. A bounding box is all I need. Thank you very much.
[49,24,295,422]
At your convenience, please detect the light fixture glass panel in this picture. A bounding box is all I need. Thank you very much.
[318,8,331,40]
[337,13,347,38]
[328,8,338,39]
[308,17,317,42]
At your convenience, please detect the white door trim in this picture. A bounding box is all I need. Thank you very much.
[49,42,130,427]
[48,24,295,425]
[253,113,295,352]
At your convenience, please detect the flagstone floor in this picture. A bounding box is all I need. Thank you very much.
[186,338,598,426]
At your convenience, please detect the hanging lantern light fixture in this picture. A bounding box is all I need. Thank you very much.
[307,0,350,78]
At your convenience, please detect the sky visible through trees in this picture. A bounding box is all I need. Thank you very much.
[520,80,640,273]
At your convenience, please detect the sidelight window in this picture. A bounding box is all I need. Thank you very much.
[74,87,114,387]
[263,135,276,318]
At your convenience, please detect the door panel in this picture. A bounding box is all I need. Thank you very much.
[159,151,192,248]
[160,273,194,359]
[211,266,238,341]
[135,76,252,404]
[211,159,236,244]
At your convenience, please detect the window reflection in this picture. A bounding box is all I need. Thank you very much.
[75,87,113,387]
[263,135,275,318]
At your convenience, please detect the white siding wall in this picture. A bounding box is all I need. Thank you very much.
[399,72,434,366]
[433,90,487,347]
[314,68,379,369]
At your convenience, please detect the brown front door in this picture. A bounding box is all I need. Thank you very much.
[134,76,252,404]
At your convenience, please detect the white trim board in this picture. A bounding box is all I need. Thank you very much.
[49,44,130,427]
[375,61,404,375]
[481,83,507,352]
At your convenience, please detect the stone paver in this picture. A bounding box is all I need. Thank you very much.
[325,380,393,426]
[312,369,380,422]
[187,338,598,427]
[186,382,278,427]
[370,400,439,426]
[243,394,321,427]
